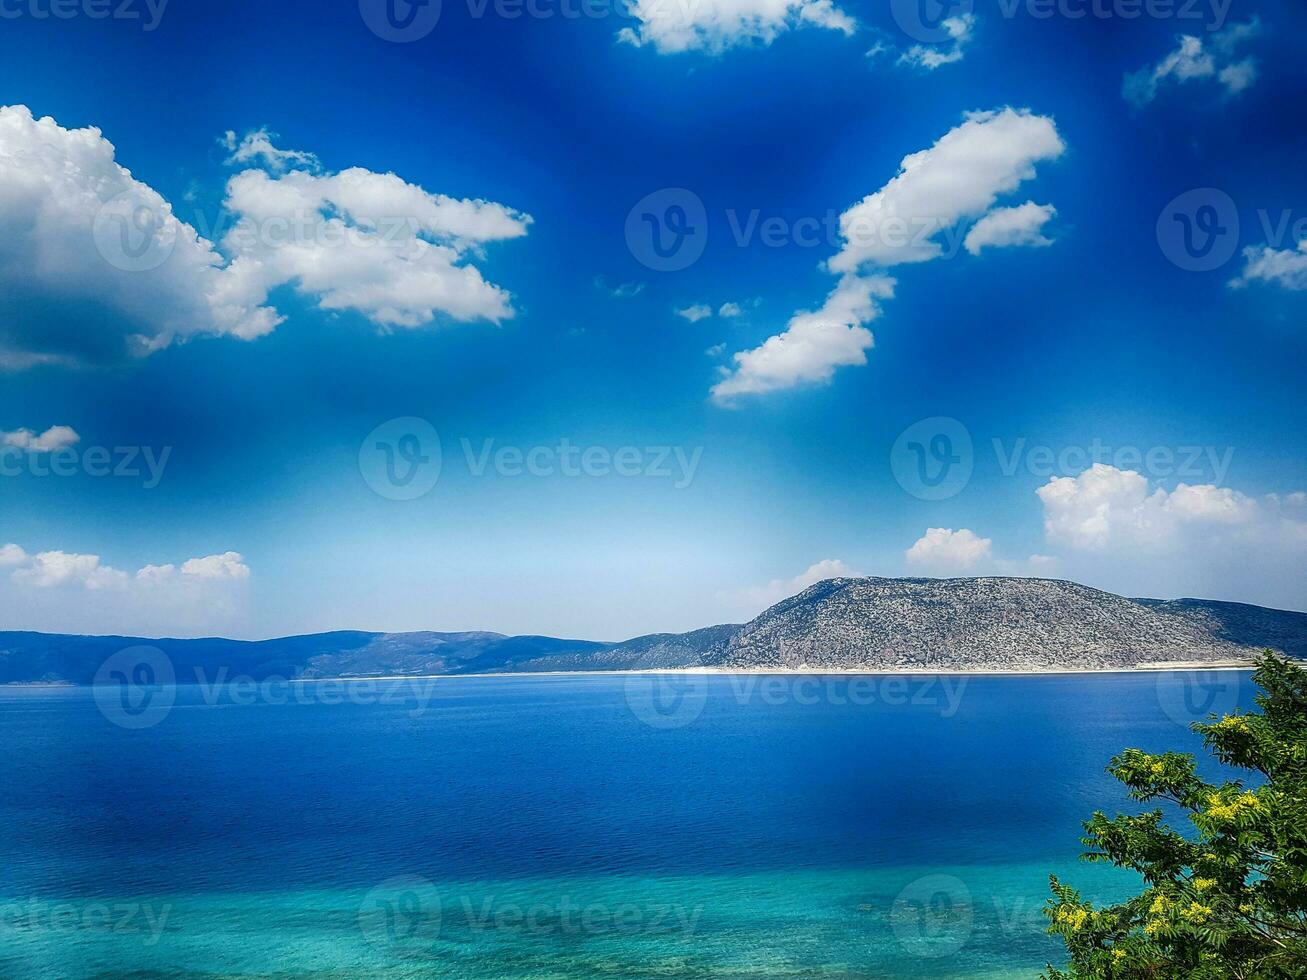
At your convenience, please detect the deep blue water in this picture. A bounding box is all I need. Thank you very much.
[0,670,1258,978]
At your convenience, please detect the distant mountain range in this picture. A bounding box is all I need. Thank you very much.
[3,577,1305,684]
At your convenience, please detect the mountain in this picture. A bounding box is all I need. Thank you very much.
[2,577,1305,684]
[0,629,607,685]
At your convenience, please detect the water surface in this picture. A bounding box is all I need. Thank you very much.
[0,670,1256,978]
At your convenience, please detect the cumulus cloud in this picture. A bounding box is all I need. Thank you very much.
[1229,238,1307,292]
[1123,19,1261,107]
[963,202,1056,255]
[220,141,532,329]
[676,303,714,322]
[713,108,1063,403]
[905,527,993,571]
[136,551,252,584]
[5,545,250,591]
[182,551,251,580]
[10,551,129,590]
[1037,464,1295,552]
[0,107,531,369]
[830,108,1065,272]
[898,13,974,70]
[617,0,856,55]
[0,104,280,368]
[2,425,79,452]
[722,558,859,616]
[718,302,743,317]
[711,274,893,403]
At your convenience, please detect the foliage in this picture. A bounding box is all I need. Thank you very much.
[1045,654,1307,979]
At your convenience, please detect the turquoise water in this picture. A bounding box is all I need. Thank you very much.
[0,670,1256,977]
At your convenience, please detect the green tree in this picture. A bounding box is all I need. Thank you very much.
[1044,653,1307,979]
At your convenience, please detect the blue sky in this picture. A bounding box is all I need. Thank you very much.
[0,0,1304,639]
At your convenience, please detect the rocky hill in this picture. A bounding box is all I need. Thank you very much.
[694,577,1294,671]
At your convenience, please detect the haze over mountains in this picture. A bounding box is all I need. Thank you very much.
[2,577,1305,685]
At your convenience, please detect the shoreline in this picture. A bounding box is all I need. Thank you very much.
[2,660,1259,688]
[312,661,1258,681]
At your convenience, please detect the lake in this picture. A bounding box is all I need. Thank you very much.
[0,669,1257,978]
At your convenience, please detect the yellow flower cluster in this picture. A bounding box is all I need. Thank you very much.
[1055,905,1089,930]
[1179,902,1213,924]
[1192,878,1215,892]
[1206,791,1264,822]
[1212,715,1251,734]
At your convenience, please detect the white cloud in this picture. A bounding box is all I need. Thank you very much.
[1,425,80,452]
[713,108,1062,403]
[718,302,743,317]
[905,527,993,571]
[1218,58,1258,95]
[1037,464,1288,552]
[0,107,531,369]
[617,0,855,54]
[898,13,974,70]
[1038,465,1166,550]
[711,274,893,403]
[1229,239,1307,292]
[181,551,251,580]
[222,127,319,174]
[6,546,251,592]
[830,108,1065,272]
[705,342,727,356]
[11,551,128,590]
[963,202,1056,255]
[1123,19,1261,107]
[676,303,714,322]
[865,37,892,61]
[134,563,177,585]
[594,277,646,298]
[220,142,532,329]
[0,104,280,368]
[722,558,859,615]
